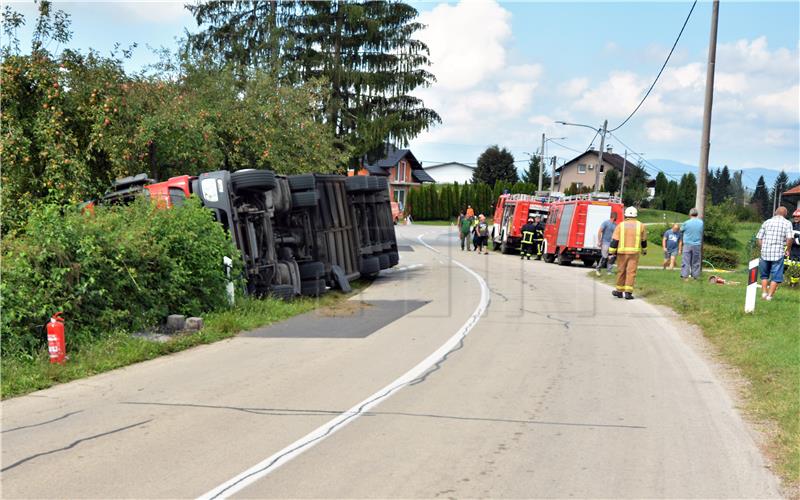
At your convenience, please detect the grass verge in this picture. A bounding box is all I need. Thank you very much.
[594,269,799,488]
[638,208,688,224]
[1,284,367,399]
[412,219,455,226]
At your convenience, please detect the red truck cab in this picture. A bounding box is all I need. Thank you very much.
[492,193,553,253]
[542,193,624,266]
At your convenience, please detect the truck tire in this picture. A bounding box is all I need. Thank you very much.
[268,284,295,301]
[378,253,390,270]
[582,258,596,268]
[556,251,572,266]
[291,191,318,208]
[231,169,276,193]
[299,261,325,280]
[500,233,511,254]
[543,253,556,264]
[387,251,399,267]
[288,174,315,192]
[300,278,327,297]
[272,178,292,214]
[360,256,381,277]
[345,176,370,192]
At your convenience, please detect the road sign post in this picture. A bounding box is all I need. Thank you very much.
[744,258,759,313]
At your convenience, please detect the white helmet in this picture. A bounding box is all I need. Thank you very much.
[624,206,638,218]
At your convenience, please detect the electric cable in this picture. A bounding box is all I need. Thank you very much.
[608,0,698,133]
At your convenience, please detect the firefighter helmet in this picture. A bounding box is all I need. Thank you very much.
[624,206,638,218]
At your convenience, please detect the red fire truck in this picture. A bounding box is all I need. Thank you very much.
[492,193,553,254]
[542,193,624,266]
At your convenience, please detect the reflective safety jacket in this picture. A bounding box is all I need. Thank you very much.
[520,223,537,244]
[609,219,647,255]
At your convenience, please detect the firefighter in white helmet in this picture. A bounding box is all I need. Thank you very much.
[608,206,648,299]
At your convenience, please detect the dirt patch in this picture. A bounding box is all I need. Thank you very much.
[316,300,373,318]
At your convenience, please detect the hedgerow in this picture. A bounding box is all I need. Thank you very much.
[0,198,239,356]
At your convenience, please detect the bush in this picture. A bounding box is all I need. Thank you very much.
[704,201,737,249]
[648,223,671,247]
[703,244,739,269]
[0,198,239,356]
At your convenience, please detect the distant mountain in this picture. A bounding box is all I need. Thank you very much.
[647,159,799,190]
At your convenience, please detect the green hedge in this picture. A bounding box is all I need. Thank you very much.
[0,198,240,356]
[703,244,739,269]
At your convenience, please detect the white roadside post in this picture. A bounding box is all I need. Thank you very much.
[223,256,235,306]
[744,258,759,313]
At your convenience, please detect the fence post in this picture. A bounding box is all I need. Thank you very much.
[744,258,759,313]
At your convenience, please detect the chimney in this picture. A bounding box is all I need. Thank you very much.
[606,145,613,154]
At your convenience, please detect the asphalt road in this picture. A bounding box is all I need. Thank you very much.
[1,225,782,498]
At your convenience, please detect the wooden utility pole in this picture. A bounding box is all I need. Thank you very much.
[620,150,628,199]
[538,133,546,192]
[696,0,719,218]
[594,120,607,194]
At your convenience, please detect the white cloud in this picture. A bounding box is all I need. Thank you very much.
[117,2,191,23]
[754,85,800,123]
[418,0,511,91]
[561,77,588,98]
[644,118,694,143]
[572,71,666,118]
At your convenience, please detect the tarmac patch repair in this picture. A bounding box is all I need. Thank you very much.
[241,300,429,339]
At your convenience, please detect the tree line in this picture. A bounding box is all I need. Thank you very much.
[1,1,438,231]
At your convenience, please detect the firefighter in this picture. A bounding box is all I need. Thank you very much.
[519,217,537,260]
[532,215,545,259]
[608,206,648,300]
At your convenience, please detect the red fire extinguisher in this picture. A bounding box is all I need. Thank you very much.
[47,312,66,364]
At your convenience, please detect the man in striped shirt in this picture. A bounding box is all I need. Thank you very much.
[756,206,794,301]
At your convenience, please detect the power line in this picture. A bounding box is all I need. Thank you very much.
[548,139,584,155]
[608,0,698,133]
[585,128,600,151]
[606,131,682,182]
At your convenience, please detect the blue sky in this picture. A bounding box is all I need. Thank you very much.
[6,1,799,178]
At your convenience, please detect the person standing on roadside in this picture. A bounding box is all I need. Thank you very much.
[466,205,475,218]
[457,210,473,251]
[662,224,683,270]
[680,208,704,280]
[756,206,793,300]
[608,207,648,300]
[532,215,546,260]
[595,212,618,275]
[519,217,537,260]
[476,214,490,254]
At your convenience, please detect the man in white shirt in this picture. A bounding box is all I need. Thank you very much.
[756,206,794,301]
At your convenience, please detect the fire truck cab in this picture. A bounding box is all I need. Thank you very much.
[542,193,624,267]
[492,193,553,254]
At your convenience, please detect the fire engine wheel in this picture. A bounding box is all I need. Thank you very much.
[268,284,295,301]
[500,236,511,254]
[556,252,573,266]
[378,253,390,270]
[287,174,316,192]
[300,278,327,297]
[291,191,319,208]
[543,253,556,264]
[582,258,596,268]
[387,251,399,267]
[360,256,381,277]
[299,261,325,280]
[231,169,276,193]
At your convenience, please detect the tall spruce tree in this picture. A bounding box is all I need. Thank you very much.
[730,170,746,206]
[771,170,790,213]
[654,172,669,207]
[188,1,441,165]
[677,173,697,214]
[602,168,621,195]
[520,154,551,188]
[473,145,518,186]
[750,175,770,219]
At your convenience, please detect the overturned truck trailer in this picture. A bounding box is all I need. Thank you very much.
[99,168,399,299]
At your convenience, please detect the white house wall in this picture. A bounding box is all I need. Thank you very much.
[423,164,475,184]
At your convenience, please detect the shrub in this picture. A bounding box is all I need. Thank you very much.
[704,201,737,249]
[648,223,671,247]
[703,244,739,269]
[0,198,239,356]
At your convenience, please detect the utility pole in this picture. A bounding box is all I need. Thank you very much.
[538,133,546,192]
[594,120,608,194]
[620,149,628,199]
[550,156,557,192]
[696,0,719,218]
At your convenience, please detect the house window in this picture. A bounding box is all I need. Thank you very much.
[577,164,587,174]
[394,189,406,210]
[396,161,407,182]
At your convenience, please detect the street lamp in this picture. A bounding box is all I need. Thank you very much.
[556,120,608,194]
